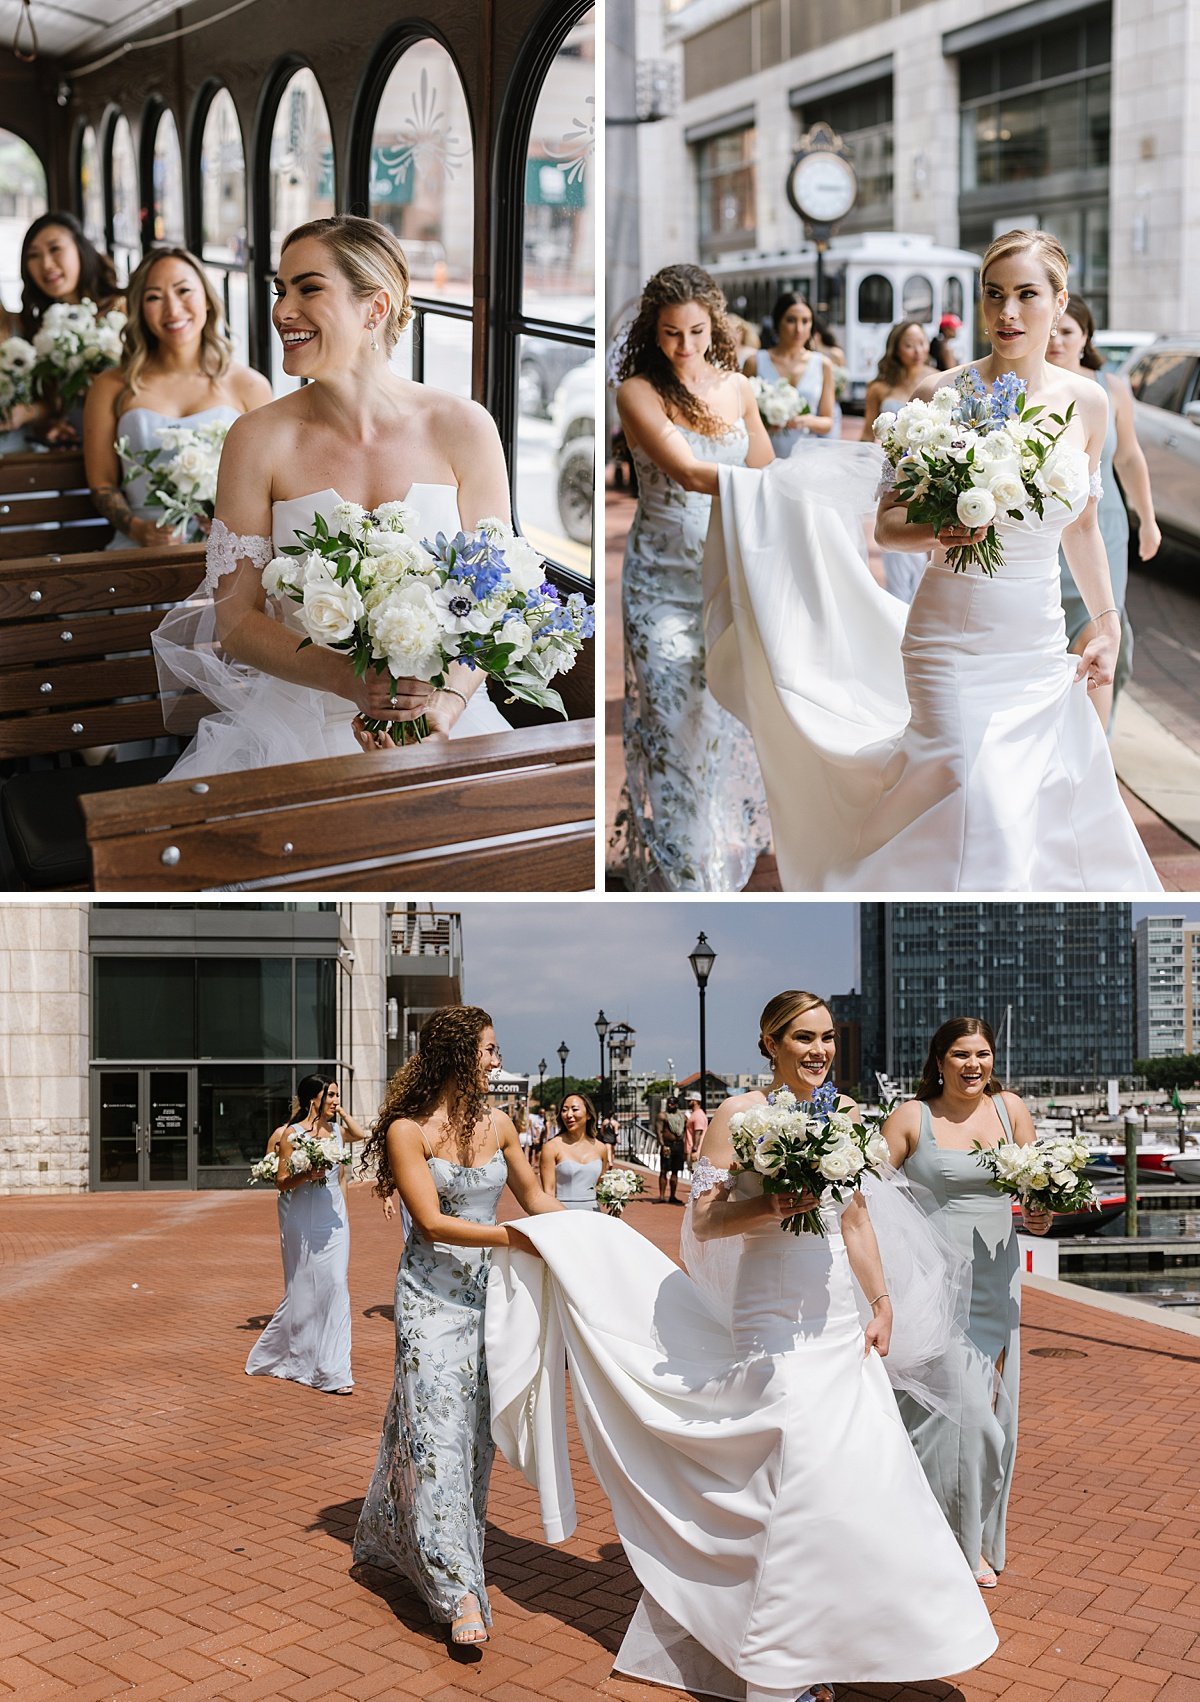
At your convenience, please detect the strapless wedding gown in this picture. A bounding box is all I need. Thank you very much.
[488,1199,997,1697]
[154,484,509,779]
[704,441,1160,891]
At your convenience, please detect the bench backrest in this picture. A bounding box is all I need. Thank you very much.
[0,450,112,557]
[0,544,207,759]
[81,719,596,891]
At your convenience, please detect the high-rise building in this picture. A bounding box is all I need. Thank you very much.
[858,902,1134,1087]
[1132,914,1200,1060]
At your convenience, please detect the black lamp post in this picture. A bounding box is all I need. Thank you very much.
[557,1040,569,1101]
[688,932,717,1111]
[537,1057,547,1108]
[595,1008,610,1116]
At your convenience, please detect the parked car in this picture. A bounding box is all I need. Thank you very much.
[520,313,594,416]
[1124,338,1200,550]
[551,358,594,545]
[1092,329,1157,374]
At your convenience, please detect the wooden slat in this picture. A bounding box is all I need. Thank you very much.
[1,608,163,667]
[0,654,161,714]
[0,493,102,527]
[0,696,200,760]
[0,550,205,621]
[0,523,112,560]
[0,450,86,496]
[185,829,596,893]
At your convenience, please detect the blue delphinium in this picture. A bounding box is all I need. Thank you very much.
[425,530,508,599]
[955,365,1025,427]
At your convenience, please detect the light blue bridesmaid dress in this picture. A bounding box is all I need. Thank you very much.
[895,1095,1019,1572]
[877,393,929,604]
[556,1153,602,1210]
[245,1121,352,1392]
[108,404,237,547]
[352,1141,507,1625]
[755,347,829,459]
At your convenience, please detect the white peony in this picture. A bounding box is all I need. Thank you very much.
[331,500,368,534]
[956,486,996,528]
[303,576,364,644]
[903,417,936,447]
[367,581,443,679]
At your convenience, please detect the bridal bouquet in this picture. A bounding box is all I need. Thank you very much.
[263,502,595,744]
[729,1081,890,1235]
[872,366,1078,574]
[31,298,126,405]
[248,1151,280,1185]
[116,418,229,536]
[974,1133,1095,1216]
[749,375,809,429]
[0,335,36,419]
[287,1129,347,1186]
[595,1168,644,1217]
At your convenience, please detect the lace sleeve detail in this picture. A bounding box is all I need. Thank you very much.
[204,517,274,588]
[873,456,896,501]
[1089,468,1103,502]
[689,1157,732,1197]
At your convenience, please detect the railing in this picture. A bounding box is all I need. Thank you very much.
[388,908,462,960]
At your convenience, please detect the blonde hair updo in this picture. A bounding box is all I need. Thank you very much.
[282,214,413,348]
[757,990,830,1061]
[980,228,1069,295]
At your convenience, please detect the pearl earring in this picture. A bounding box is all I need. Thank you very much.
[368,319,379,354]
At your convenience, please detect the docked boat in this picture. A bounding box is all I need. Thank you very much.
[1161,1152,1200,1184]
[1011,1193,1126,1235]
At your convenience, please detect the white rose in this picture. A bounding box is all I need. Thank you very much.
[904,417,936,446]
[302,550,337,586]
[303,577,364,644]
[872,412,895,441]
[817,1145,857,1182]
[1037,451,1079,501]
[752,1136,784,1176]
[824,1111,856,1142]
[500,617,534,660]
[261,555,299,595]
[992,1144,1027,1182]
[956,486,996,528]
[866,1132,890,1167]
[502,534,547,595]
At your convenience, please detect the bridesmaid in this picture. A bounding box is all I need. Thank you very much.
[1048,293,1161,733]
[743,292,835,458]
[83,246,270,547]
[540,1091,609,1209]
[246,1073,360,1395]
[861,320,936,603]
[882,1017,1050,1585]
[352,1006,561,1647]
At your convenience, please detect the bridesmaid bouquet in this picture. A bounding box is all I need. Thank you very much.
[595,1168,644,1217]
[729,1082,890,1236]
[0,335,36,419]
[30,298,126,405]
[263,502,595,745]
[973,1134,1096,1216]
[749,375,809,429]
[287,1129,347,1186]
[248,1152,280,1185]
[872,366,1078,575]
[116,418,230,535]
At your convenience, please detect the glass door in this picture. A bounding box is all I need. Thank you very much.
[92,1069,196,1189]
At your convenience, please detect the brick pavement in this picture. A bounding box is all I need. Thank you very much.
[3,1180,1200,1700]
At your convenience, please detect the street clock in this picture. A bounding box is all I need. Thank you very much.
[787,149,857,224]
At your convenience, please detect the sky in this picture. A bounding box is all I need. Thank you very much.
[453,901,1200,1084]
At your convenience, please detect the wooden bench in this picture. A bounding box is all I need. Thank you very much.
[81,720,596,891]
[0,542,207,886]
[0,449,112,558]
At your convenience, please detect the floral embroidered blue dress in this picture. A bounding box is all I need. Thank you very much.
[352,1144,508,1625]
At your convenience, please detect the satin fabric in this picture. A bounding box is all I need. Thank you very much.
[704,442,1161,892]
[487,1207,998,1696]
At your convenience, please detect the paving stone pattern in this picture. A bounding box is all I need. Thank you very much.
[2,1181,1199,1700]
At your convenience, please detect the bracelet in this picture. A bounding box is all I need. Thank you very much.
[869,1291,889,1306]
[439,686,469,708]
[1086,606,1119,627]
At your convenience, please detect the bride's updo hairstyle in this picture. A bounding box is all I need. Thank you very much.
[617,262,739,437]
[120,247,232,403]
[915,1016,1001,1101]
[281,214,413,349]
[362,1005,494,1199]
[758,989,830,1061]
[980,227,1069,296]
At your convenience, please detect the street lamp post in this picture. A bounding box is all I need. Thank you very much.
[537,1057,547,1108]
[557,1040,569,1102]
[688,932,717,1112]
[595,1009,610,1117]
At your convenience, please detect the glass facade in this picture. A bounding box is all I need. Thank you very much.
[859,903,1134,1088]
[794,78,893,233]
[695,126,757,262]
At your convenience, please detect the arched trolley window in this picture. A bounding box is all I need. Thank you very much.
[196,85,249,364]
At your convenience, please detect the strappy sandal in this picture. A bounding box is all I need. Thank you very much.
[450,1600,489,1646]
[798,1687,835,1702]
[331,1386,354,1396]
[975,1561,998,1588]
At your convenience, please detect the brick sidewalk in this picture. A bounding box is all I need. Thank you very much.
[2,1183,1199,1700]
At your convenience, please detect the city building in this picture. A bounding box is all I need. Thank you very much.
[857,902,1134,1089]
[612,0,1200,337]
[1133,914,1200,1060]
[0,902,462,1196]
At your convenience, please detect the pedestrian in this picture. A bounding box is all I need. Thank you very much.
[929,312,962,371]
[684,1091,709,1164]
[540,1092,610,1210]
[514,1103,533,1163]
[657,1097,687,1203]
[528,1103,546,1157]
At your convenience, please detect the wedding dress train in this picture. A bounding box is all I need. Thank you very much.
[487,1201,997,1697]
[703,442,1160,892]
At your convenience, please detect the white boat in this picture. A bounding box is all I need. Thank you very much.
[1161,1152,1200,1184]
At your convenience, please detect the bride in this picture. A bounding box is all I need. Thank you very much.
[154,214,509,777]
[488,990,999,1700]
[704,228,1160,892]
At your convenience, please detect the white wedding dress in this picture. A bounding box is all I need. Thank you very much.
[487,1186,998,1698]
[153,484,509,779]
[703,441,1160,891]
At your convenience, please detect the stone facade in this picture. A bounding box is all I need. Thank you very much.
[346,905,388,1129]
[0,904,90,1195]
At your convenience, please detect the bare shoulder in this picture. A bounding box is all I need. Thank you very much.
[720,1089,766,1115]
[491,1108,518,1142]
[883,1097,922,1133]
[912,364,966,403]
[230,361,273,410]
[835,1094,861,1118]
[418,383,496,440]
[386,1114,426,1147]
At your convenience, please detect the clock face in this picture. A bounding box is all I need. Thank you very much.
[789,152,857,223]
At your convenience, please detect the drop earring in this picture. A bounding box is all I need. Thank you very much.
[368,318,379,354]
